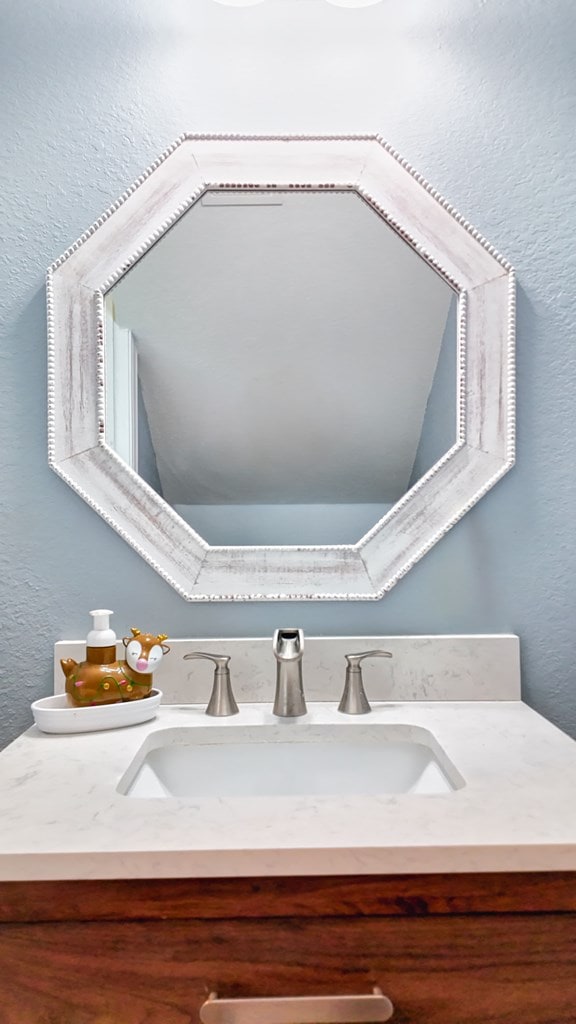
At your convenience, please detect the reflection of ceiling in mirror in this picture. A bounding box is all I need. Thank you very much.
[108,190,454,506]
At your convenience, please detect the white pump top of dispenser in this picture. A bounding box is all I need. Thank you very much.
[87,609,117,648]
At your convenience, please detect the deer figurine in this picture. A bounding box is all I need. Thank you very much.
[120,627,170,701]
[60,611,170,706]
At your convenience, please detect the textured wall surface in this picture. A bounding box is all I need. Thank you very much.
[1,0,575,749]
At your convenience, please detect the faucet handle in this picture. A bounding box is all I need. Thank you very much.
[338,650,393,715]
[183,652,239,717]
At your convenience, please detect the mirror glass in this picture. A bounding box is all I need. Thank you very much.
[105,189,456,546]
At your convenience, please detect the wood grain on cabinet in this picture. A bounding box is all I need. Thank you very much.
[1,872,576,923]
[0,913,575,1024]
[1,875,575,1024]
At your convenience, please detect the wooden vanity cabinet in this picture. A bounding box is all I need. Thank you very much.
[0,873,575,1024]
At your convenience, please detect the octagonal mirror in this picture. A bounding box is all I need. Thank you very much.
[48,135,515,600]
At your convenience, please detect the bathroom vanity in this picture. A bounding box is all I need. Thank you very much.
[0,871,575,1023]
[0,636,576,1022]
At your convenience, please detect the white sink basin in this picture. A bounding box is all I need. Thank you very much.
[119,723,464,799]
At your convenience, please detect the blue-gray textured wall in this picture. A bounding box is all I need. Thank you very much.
[1,0,575,749]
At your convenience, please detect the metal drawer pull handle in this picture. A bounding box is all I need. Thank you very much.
[200,987,394,1023]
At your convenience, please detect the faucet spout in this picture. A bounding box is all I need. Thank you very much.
[272,628,306,717]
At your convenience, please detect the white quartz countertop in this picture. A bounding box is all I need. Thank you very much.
[2,700,576,880]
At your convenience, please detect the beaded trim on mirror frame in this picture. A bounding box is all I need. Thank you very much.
[47,133,514,276]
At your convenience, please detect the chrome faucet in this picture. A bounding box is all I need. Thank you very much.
[272,628,306,717]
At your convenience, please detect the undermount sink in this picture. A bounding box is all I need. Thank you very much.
[118,723,464,799]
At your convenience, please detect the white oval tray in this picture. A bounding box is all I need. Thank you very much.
[31,690,162,735]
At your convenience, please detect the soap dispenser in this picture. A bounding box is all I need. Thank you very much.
[61,609,126,706]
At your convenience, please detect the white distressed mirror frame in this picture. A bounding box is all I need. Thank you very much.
[47,135,515,601]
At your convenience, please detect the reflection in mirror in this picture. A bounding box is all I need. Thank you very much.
[105,189,456,546]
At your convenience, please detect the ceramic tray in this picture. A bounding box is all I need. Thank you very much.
[31,691,162,735]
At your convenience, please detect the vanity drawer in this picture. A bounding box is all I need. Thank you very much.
[0,913,574,1023]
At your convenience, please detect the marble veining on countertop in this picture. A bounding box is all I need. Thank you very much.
[2,695,576,880]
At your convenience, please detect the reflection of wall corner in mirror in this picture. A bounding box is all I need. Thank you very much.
[104,300,138,471]
[106,187,457,540]
[408,293,458,490]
